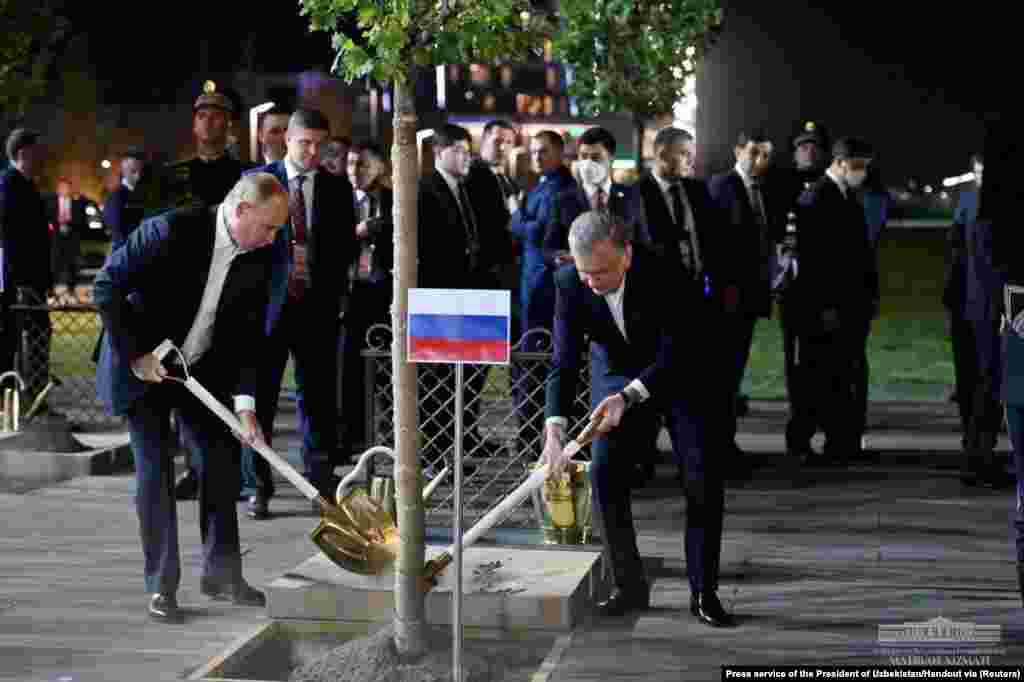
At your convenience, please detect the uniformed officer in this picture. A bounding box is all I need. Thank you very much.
[775,120,830,460]
[786,137,879,466]
[168,81,248,500]
[162,81,248,212]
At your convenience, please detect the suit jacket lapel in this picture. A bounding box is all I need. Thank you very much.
[271,161,292,243]
[308,172,320,280]
[621,268,638,344]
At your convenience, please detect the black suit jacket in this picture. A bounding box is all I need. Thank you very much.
[419,169,501,290]
[707,170,780,317]
[462,157,512,284]
[793,176,879,325]
[0,167,53,297]
[104,185,147,249]
[356,186,394,285]
[546,244,704,419]
[249,161,357,335]
[94,205,272,415]
[635,173,720,295]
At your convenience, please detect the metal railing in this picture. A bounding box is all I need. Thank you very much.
[8,299,119,427]
[359,325,593,527]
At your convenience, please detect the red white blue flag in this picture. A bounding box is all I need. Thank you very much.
[408,289,511,365]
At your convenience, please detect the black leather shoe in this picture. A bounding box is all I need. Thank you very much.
[596,587,650,617]
[247,495,269,520]
[200,578,266,607]
[148,593,183,623]
[174,469,198,500]
[689,592,735,628]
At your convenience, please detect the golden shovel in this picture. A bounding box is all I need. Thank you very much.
[149,340,411,574]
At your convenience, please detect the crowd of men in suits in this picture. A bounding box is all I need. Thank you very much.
[2,77,899,627]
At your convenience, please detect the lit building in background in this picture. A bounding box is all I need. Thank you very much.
[430,39,698,172]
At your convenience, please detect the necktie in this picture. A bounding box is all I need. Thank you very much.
[749,182,767,227]
[669,183,697,276]
[291,175,308,244]
[496,172,514,201]
[288,175,308,300]
[592,187,608,212]
[457,182,480,268]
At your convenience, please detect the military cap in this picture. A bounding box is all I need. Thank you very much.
[193,80,235,114]
[793,120,828,149]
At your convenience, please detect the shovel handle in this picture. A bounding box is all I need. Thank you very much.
[180,377,322,501]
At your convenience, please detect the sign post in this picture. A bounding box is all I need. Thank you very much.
[408,288,511,682]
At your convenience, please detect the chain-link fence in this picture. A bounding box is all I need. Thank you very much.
[358,324,593,528]
[7,299,120,428]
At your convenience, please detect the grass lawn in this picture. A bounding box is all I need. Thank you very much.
[742,313,952,402]
[44,229,955,403]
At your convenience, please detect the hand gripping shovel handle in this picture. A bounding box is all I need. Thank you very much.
[151,340,322,503]
[423,410,604,587]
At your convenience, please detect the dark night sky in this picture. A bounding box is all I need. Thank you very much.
[53,2,1010,185]
[697,1,1011,185]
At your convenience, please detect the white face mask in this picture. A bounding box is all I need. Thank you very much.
[577,159,609,187]
[845,170,867,189]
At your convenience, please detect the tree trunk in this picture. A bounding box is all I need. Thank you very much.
[390,76,428,659]
[632,112,645,172]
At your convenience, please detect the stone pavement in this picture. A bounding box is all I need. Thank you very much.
[2,400,1023,681]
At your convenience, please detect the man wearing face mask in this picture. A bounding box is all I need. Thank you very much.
[708,131,779,471]
[544,126,646,267]
[786,137,879,466]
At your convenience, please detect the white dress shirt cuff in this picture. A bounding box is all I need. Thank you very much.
[626,379,650,403]
[545,416,568,430]
[234,395,256,413]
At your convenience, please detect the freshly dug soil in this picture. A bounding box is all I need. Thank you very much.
[289,625,495,682]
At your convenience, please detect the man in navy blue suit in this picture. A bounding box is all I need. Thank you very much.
[962,154,1011,489]
[708,130,779,467]
[1,128,53,396]
[510,130,577,456]
[543,126,646,265]
[786,137,879,466]
[944,153,987,481]
[240,108,357,519]
[94,173,288,623]
[541,211,733,627]
[103,148,148,249]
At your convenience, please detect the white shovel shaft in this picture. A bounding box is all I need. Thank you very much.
[181,377,321,501]
[455,462,550,550]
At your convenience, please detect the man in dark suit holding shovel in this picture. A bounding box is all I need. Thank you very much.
[94,173,288,623]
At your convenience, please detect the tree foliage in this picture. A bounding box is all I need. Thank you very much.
[552,0,723,119]
[300,0,551,85]
[0,1,70,117]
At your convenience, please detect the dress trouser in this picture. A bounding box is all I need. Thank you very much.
[718,312,758,451]
[950,311,978,440]
[590,388,721,596]
[128,376,242,594]
[241,294,339,499]
[968,316,1003,464]
[1002,407,1024,563]
[786,318,864,455]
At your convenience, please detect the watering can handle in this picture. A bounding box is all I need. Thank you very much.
[336,447,450,504]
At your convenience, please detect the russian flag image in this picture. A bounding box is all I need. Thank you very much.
[408,289,511,365]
